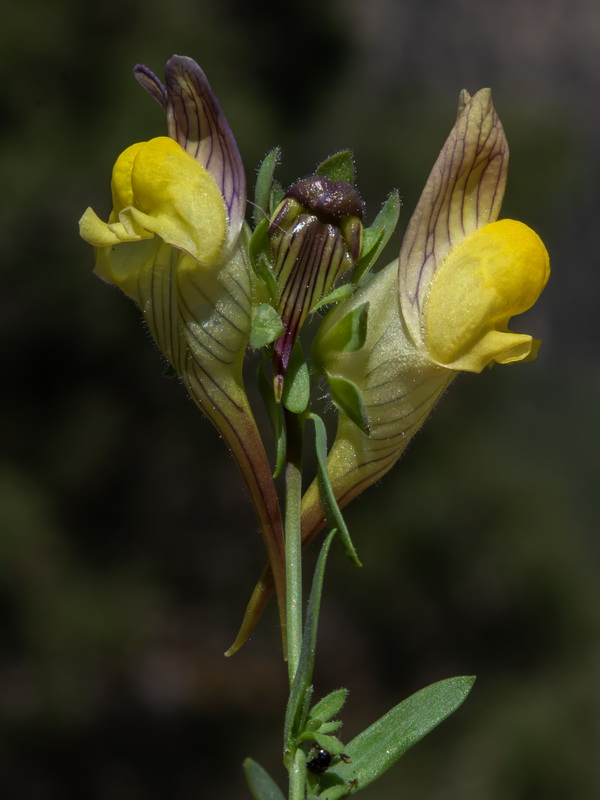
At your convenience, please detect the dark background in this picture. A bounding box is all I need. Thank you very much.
[1,0,599,797]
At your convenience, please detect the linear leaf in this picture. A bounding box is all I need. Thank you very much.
[284,531,336,746]
[309,413,361,566]
[320,676,476,795]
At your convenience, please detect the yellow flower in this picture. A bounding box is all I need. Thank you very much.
[79,56,287,654]
[303,88,549,543]
[79,54,247,299]
[80,136,227,268]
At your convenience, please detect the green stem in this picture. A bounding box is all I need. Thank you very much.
[284,409,305,686]
[288,747,307,800]
[284,408,306,800]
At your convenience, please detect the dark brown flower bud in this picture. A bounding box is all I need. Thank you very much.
[267,175,365,399]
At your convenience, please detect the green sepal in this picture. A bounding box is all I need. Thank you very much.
[248,217,270,268]
[309,689,348,726]
[325,374,370,436]
[257,358,286,478]
[315,150,355,184]
[282,340,311,414]
[284,531,336,748]
[319,676,476,797]
[250,303,285,349]
[254,147,281,227]
[298,719,342,743]
[314,720,343,735]
[243,757,286,800]
[309,413,361,566]
[298,732,346,756]
[310,283,354,314]
[249,218,279,303]
[316,303,369,357]
[313,733,346,756]
[270,180,285,215]
[353,191,400,285]
[358,227,383,265]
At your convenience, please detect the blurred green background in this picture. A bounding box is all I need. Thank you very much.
[1,0,599,797]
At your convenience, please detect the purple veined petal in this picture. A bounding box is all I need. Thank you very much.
[398,88,508,347]
[133,64,168,111]
[164,55,246,250]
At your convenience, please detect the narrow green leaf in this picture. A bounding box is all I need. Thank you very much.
[326,375,370,436]
[309,689,348,725]
[315,150,355,184]
[243,757,286,800]
[257,359,286,478]
[311,283,354,313]
[282,341,311,414]
[254,147,281,227]
[353,191,400,284]
[320,676,476,795]
[309,413,361,566]
[284,531,336,747]
[250,303,285,349]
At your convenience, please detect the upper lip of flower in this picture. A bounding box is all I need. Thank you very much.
[398,88,509,349]
[79,56,248,270]
[397,88,549,373]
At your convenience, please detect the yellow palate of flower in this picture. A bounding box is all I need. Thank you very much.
[423,219,550,372]
[81,137,227,264]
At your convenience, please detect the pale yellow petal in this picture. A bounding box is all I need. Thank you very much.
[79,207,123,246]
[92,237,162,305]
[79,206,151,247]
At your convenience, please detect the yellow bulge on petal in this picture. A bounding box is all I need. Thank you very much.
[423,219,550,372]
[129,137,228,264]
[111,142,146,214]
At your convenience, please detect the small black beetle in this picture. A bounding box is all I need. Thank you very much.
[307,747,351,774]
[307,747,333,774]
